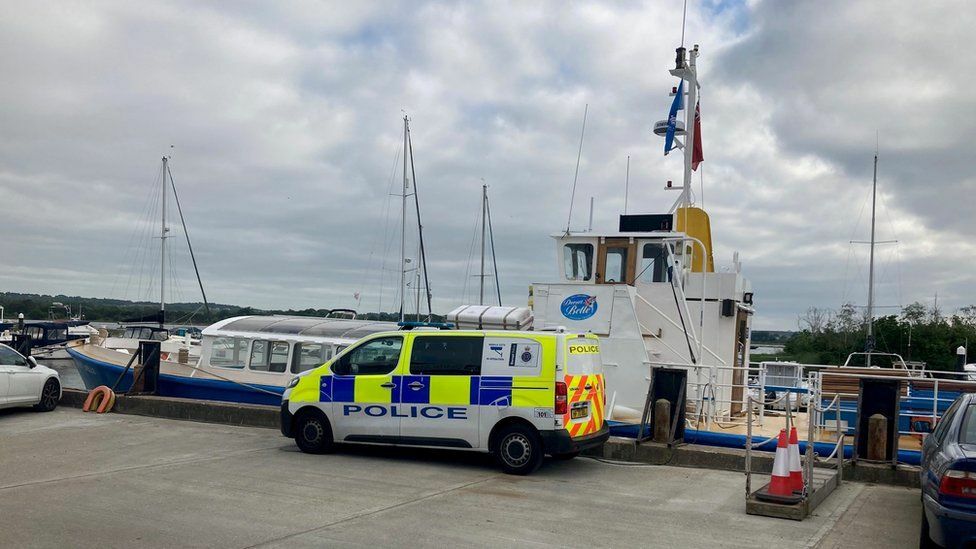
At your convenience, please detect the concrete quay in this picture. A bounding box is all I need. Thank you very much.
[0,407,920,548]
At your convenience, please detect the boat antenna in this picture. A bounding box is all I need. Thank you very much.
[166,161,211,317]
[564,103,588,234]
[866,140,879,365]
[624,155,630,214]
[407,119,433,321]
[680,0,688,48]
[486,186,502,306]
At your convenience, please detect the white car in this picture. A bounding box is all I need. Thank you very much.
[0,343,61,412]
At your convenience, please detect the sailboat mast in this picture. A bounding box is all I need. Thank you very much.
[480,183,487,306]
[160,156,168,327]
[866,152,878,363]
[400,117,408,323]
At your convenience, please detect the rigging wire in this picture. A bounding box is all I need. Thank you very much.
[167,163,210,316]
[407,125,433,320]
[564,103,588,234]
[486,188,502,306]
[363,145,401,314]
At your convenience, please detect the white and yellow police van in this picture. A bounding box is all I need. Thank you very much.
[280,328,608,475]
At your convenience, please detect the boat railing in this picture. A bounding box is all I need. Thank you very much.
[808,368,976,439]
[648,360,762,431]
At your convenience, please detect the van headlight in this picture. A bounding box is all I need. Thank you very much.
[286,376,301,390]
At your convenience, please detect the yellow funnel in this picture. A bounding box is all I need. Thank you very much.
[675,206,715,273]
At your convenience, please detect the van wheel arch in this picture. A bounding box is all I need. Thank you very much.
[488,417,540,453]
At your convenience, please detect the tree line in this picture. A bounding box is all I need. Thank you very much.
[0,292,444,326]
[785,301,975,371]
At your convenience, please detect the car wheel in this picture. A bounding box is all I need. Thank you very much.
[33,379,60,412]
[551,451,580,461]
[919,509,937,549]
[294,409,334,455]
[495,424,544,475]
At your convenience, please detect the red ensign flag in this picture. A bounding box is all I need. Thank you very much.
[692,101,703,171]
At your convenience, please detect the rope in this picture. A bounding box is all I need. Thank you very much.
[174,360,283,397]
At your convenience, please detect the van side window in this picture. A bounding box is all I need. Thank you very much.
[333,337,402,376]
[410,336,483,376]
[563,243,593,281]
[292,343,333,373]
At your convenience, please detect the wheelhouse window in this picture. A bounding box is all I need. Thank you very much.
[25,327,44,340]
[639,243,671,283]
[210,337,248,369]
[249,340,290,373]
[563,243,594,281]
[333,336,402,376]
[409,336,483,376]
[292,343,333,373]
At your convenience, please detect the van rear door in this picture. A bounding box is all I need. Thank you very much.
[563,336,605,438]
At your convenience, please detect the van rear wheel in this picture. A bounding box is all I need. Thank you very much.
[294,409,334,455]
[494,424,544,475]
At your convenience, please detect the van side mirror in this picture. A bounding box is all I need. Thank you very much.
[912,420,932,434]
[27,356,38,369]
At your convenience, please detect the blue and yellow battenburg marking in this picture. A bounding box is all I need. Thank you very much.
[318,375,549,407]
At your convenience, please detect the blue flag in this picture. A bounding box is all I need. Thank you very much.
[664,80,684,155]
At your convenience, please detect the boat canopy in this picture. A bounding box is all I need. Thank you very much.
[202,316,399,341]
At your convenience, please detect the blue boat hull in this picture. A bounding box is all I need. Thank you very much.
[67,347,284,406]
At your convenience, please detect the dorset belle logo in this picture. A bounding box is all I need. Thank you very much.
[560,294,598,321]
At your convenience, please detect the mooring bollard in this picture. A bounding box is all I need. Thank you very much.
[867,413,887,461]
[654,398,671,443]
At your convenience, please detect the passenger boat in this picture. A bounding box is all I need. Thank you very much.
[68,315,399,405]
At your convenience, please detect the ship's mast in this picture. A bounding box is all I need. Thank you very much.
[160,156,168,327]
[668,45,699,212]
[480,183,487,305]
[866,152,879,365]
[399,116,408,323]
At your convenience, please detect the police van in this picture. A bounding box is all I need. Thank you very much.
[280,328,609,475]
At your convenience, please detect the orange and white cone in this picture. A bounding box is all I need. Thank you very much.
[768,429,793,497]
[788,427,804,493]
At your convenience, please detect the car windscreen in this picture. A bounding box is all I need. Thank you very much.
[961,404,976,444]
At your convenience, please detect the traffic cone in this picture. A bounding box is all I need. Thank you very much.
[788,427,804,493]
[768,429,792,497]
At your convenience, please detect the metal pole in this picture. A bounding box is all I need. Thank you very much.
[160,156,167,327]
[588,197,594,231]
[624,155,630,214]
[681,46,698,207]
[745,395,752,497]
[480,183,486,306]
[400,117,408,322]
[866,152,878,366]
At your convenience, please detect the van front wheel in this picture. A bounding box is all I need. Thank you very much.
[495,424,544,475]
[295,409,334,455]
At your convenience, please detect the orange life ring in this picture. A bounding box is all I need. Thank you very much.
[83,386,116,413]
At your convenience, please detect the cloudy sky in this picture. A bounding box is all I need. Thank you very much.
[1,0,974,330]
